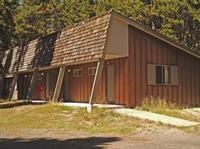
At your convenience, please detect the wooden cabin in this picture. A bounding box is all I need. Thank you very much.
[1,11,200,107]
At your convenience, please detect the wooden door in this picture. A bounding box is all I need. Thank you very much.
[106,65,115,103]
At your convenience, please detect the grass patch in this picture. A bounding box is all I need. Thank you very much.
[0,104,144,135]
[180,125,200,134]
[136,97,200,123]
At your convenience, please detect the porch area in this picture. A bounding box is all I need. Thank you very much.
[2,57,129,107]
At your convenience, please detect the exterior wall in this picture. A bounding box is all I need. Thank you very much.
[17,70,58,101]
[129,25,200,107]
[65,58,129,106]
[14,58,128,104]
[45,69,59,100]
[105,17,128,59]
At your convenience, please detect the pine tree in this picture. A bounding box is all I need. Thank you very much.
[0,0,19,51]
[11,0,200,54]
[142,0,200,54]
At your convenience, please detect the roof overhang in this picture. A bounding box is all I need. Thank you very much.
[5,58,100,75]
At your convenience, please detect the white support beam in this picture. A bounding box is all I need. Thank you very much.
[52,66,66,102]
[26,69,38,101]
[8,73,19,100]
[88,59,104,112]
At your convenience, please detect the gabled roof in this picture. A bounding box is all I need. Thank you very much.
[3,12,112,73]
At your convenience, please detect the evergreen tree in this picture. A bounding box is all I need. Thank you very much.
[2,0,199,54]
[0,0,19,51]
[145,0,200,54]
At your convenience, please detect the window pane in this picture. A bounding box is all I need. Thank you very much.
[163,66,170,84]
[156,66,163,84]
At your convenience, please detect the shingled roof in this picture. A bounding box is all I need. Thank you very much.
[3,12,112,73]
[2,10,199,74]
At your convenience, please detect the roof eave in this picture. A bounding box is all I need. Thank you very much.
[112,11,200,60]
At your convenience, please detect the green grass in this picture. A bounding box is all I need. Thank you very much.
[0,104,144,135]
[136,97,200,123]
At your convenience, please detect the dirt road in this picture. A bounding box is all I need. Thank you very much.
[0,128,199,149]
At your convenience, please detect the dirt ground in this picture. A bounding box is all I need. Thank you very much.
[0,127,200,149]
[0,104,199,149]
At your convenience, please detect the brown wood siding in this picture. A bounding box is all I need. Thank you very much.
[129,25,200,107]
[47,69,59,100]
[67,58,129,105]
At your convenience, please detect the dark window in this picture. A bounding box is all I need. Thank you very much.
[156,65,171,85]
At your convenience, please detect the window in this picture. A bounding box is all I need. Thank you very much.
[156,66,163,84]
[148,64,178,85]
[73,69,82,77]
[155,65,171,84]
[88,67,96,76]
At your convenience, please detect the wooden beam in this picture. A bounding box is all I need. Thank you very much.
[26,68,38,101]
[88,59,104,112]
[53,66,66,102]
[45,72,49,100]
[8,73,19,100]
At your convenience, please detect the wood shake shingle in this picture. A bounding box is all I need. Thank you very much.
[3,12,112,73]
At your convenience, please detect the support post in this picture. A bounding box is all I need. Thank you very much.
[88,59,104,112]
[8,73,19,100]
[52,66,66,102]
[26,69,38,101]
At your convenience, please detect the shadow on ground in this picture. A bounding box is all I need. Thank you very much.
[0,137,120,149]
[0,100,47,109]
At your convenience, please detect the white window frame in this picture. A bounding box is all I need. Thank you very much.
[73,69,82,77]
[88,67,96,76]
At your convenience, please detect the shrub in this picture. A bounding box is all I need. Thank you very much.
[138,96,181,111]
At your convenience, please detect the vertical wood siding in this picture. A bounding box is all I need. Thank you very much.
[129,25,200,107]
[67,58,129,105]
[46,69,59,100]
[16,25,199,107]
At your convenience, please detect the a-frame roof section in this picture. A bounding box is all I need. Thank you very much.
[3,11,112,73]
[112,11,200,60]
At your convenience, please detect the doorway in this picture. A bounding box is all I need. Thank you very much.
[106,65,115,103]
